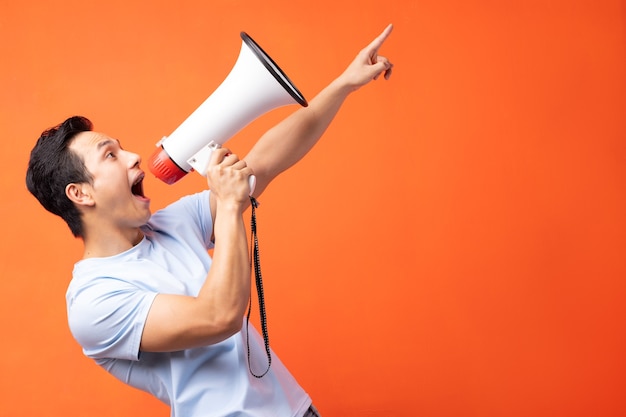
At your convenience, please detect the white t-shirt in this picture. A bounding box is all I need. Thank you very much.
[67,191,311,417]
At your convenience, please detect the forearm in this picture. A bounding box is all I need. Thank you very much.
[245,77,354,195]
[191,152,253,340]
[198,202,251,328]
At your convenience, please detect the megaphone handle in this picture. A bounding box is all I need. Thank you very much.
[248,175,257,195]
[188,142,256,196]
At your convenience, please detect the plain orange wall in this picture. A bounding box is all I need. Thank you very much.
[1,1,625,416]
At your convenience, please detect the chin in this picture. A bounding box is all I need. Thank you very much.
[141,211,153,225]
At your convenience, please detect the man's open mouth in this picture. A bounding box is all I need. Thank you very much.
[132,174,145,198]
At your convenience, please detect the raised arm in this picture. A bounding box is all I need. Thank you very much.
[245,24,394,197]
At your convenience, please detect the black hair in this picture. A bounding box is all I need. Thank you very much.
[26,116,94,238]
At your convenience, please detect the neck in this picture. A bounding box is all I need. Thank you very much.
[82,226,144,259]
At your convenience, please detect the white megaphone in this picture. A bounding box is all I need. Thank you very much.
[149,32,308,193]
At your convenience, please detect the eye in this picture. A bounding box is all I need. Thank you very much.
[106,151,115,159]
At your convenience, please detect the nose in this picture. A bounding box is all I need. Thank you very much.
[126,150,142,168]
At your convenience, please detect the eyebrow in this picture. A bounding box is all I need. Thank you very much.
[96,139,120,150]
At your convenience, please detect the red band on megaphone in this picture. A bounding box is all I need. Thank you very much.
[148,146,188,185]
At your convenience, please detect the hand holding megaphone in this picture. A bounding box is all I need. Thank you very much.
[148,32,307,193]
[187,140,257,195]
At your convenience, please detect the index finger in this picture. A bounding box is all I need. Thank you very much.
[210,146,231,163]
[366,24,394,54]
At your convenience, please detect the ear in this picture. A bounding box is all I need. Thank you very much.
[65,183,95,207]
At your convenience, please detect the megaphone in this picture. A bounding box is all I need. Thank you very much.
[149,32,308,193]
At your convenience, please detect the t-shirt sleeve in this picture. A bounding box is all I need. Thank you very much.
[67,276,158,361]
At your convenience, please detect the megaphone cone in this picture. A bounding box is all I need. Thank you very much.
[149,32,308,186]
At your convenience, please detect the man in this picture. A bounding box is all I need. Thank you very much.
[26,25,393,416]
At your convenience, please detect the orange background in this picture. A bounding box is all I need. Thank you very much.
[1,1,625,416]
